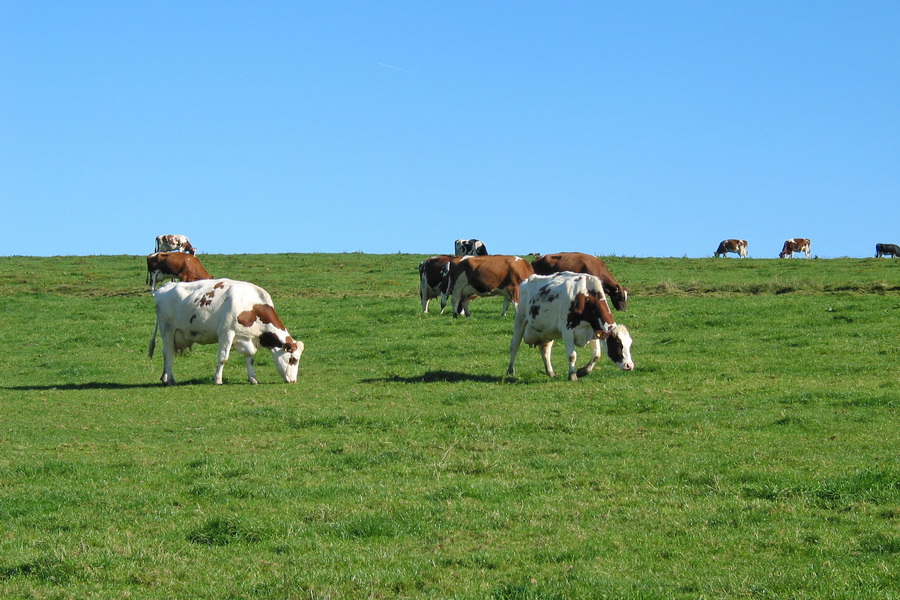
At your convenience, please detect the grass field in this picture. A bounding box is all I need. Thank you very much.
[0,253,897,599]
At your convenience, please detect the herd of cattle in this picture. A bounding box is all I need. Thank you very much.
[144,234,898,386]
[420,243,634,381]
[714,238,900,259]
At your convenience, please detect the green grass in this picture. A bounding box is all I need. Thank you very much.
[0,254,898,599]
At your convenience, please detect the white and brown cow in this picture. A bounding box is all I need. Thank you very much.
[454,239,488,256]
[508,273,634,381]
[447,255,534,317]
[531,252,629,311]
[714,239,748,258]
[148,278,304,385]
[147,252,212,292]
[779,238,811,258]
[875,243,900,258]
[418,255,459,313]
[155,234,196,255]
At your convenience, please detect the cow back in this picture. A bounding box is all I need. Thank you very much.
[532,252,626,310]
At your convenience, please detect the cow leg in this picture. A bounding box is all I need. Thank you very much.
[576,339,602,379]
[244,355,259,385]
[540,341,556,378]
[455,294,471,317]
[160,329,176,386]
[501,295,510,317]
[420,283,430,313]
[507,312,526,376]
[213,331,236,384]
[562,333,580,381]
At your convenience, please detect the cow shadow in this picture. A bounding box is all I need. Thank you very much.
[363,370,506,384]
[2,379,211,391]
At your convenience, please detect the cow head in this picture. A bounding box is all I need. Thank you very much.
[602,324,634,371]
[271,338,304,383]
[609,286,628,311]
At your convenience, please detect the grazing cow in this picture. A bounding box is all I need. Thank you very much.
[531,252,628,311]
[779,238,811,258]
[454,239,488,256]
[418,255,456,313]
[507,273,634,381]
[875,243,900,258]
[155,234,196,255]
[148,278,304,385]
[447,255,534,317]
[714,239,748,258]
[147,252,212,292]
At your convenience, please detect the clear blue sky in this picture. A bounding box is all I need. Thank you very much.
[3,1,898,258]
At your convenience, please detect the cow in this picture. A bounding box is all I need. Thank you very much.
[418,255,456,313]
[147,252,212,292]
[714,239,748,258]
[155,234,197,255]
[447,255,534,317]
[875,243,900,258]
[507,273,634,381]
[148,278,304,385]
[531,252,628,311]
[454,239,488,256]
[779,238,811,258]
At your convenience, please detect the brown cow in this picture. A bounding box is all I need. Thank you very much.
[147,252,212,292]
[447,255,534,317]
[531,252,628,311]
[155,234,196,255]
[714,239,748,258]
[779,238,811,258]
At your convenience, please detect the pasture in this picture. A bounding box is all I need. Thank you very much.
[0,253,897,599]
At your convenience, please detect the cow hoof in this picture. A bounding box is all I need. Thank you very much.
[576,367,591,378]
[568,373,579,382]
[249,378,259,385]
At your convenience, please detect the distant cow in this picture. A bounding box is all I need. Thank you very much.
[531,252,628,311]
[779,238,811,258]
[447,255,534,317]
[714,239,748,258]
[147,252,212,292]
[148,278,304,385]
[155,234,196,255]
[507,273,634,381]
[454,239,488,256]
[418,255,456,313]
[875,243,900,258]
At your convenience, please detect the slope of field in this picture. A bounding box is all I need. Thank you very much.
[0,254,897,599]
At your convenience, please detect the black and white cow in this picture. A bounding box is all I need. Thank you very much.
[507,272,634,381]
[418,255,457,313]
[454,239,488,256]
[148,279,303,385]
[875,243,900,258]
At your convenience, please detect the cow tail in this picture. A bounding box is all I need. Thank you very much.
[148,320,159,358]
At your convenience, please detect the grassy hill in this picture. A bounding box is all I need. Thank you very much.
[0,254,897,599]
